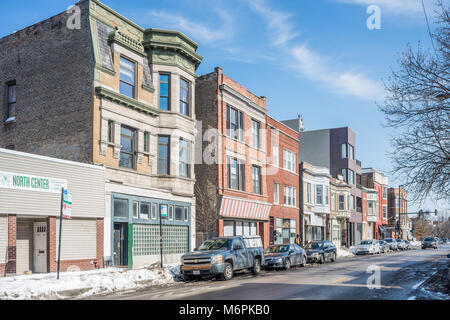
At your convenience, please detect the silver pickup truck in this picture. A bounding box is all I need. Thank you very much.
[181,235,264,281]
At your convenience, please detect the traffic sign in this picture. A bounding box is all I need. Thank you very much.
[62,189,72,219]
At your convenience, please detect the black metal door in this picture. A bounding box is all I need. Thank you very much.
[113,224,121,266]
[114,223,128,266]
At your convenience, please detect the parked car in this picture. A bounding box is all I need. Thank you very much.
[396,239,406,250]
[181,235,264,281]
[383,238,398,251]
[356,239,381,255]
[378,240,390,253]
[422,237,439,250]
[403,240,411,250]
[263,244,307,270]
[304,240,337,264]
[442,238,448,244]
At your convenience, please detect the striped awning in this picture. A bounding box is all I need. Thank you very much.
[219,196,272,221]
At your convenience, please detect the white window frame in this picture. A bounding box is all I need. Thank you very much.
[273,145,279,167]
[316,185,323,205]
[274,183,280,204]
[283,149,296,173]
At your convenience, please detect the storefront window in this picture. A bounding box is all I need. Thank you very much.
[114,199,128,218]
[224,221,234,236]
[236,221,243,235]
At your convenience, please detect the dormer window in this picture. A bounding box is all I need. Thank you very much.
[119,57,136,98]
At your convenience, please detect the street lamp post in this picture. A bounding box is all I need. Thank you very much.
[398,185,403,240]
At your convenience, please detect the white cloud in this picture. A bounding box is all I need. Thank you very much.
[246,0,384,101]
[291,44,385,101]
[246,0,299,45]
[334,0,425,16]
[147,9,234,44]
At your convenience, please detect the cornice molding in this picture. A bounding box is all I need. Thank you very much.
[219,84,267,115]
[95,86,160,117]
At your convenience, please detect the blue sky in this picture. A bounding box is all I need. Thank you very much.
[1,0,448,215]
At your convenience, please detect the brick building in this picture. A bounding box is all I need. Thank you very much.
[195,67,272,246]
[362,168,388,239]
[0,0,202,269]
[265,116,300,248]
[387,187,411,239]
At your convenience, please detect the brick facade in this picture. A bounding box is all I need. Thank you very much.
[195,67,271,242]
[0,0,94,161]
[265,116,300,248]
[6,215,17,275]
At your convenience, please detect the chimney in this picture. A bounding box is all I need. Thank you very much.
[298,114,305,132]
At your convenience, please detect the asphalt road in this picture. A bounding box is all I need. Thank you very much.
[89,244,450,300]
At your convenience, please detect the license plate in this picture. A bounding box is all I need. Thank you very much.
[193,271,200,275]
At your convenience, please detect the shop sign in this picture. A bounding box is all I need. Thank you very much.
[0,170,67,194]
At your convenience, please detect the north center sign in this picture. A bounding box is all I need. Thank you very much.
[0,170,67,194]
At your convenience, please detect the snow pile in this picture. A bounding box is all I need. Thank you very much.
[0,264,182,300]
[336,246,355,258]
[349,246,356,255]
[409,241,421,249]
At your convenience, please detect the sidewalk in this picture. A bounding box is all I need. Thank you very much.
[0,264,183,300]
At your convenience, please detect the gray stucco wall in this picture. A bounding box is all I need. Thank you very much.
[298,130,330,168]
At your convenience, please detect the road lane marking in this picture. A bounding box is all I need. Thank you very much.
[332,277,348,283]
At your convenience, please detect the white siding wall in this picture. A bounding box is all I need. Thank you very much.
[0,215,7,263]
[0,149,105,219]
[56,218,97,260]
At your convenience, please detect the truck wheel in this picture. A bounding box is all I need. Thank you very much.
[252,258,261,275]
[184,275,195,282]
[223,262,234,281]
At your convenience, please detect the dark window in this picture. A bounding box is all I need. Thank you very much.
[227,156,245,191]
[119,126,136,169]
[6,82,16,121]
[252,165,262,195]
[226,106,244,141]
[179,139,191,178]
[180,78,190,116]
[143,132,150,153]
[341,143,355,160]
[119,57,135,98]
[114,199,128,218]
[140,202,150,220]
[158,136,170,175]
[251,119,261,148]
[108,120,114,143]
[160,73,170,110]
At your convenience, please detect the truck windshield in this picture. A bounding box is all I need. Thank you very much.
[198,239,231,251]
[265,245,289,253]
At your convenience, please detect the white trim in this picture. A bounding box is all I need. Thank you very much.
[0,148,105,171]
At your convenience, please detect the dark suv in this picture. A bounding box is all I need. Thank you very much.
[304,240,337,264]
[422,237,438,249]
